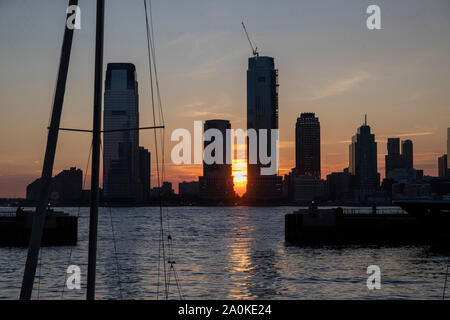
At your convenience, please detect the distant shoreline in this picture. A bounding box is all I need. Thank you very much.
[0,202,399,208]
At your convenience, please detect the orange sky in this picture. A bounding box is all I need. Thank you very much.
[1,1,450,197]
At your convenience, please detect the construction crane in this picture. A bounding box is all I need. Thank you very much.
[241,22,259,57]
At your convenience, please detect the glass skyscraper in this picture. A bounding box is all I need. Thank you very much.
[245,56,282,202]
[103,63,141,202]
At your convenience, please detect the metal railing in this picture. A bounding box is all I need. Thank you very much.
[342,208,407,215]
[0,210,17,217]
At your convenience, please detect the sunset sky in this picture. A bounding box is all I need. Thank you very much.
[1,0,450,197]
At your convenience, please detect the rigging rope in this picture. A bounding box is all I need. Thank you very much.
[444,256,449,300]
[61,142,92,299]
[108,206,123,299]
[37,245,43,299]
[143,0,183,300]
[43,0,181,301]
[167,235,184,299]
[143,0,167,300]
[98,141,124,299]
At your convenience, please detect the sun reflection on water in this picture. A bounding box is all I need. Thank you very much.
[226,214,257,299]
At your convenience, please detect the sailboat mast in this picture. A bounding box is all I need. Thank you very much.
[86,0,105,300]
[19,0,78,300]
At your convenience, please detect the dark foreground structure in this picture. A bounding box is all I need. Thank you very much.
[0,208,77,247]
[285,201,450,245]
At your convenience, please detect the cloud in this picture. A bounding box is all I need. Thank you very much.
[165,32,228,52]
[184,101,207,109]
[180,97,235,120]
[310,72,371,100]
[404,93,421,102]
[395,131,434,137]
[187,110,233,119]
[178,49,245,78]
[165,31,246,78]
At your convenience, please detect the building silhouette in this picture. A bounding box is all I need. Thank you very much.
[295,113,321,179]
[447,128,450,158]
[179,181,199,201]
[150,181,174,199]
[385,138,416,178]
[245,56,282,202]
[438,154,448,178]
[443,128,450,178]
[138,147,151,202]
[198,120,235,203]
[284,172,326,204]
[179,181,199,196]
[349,116,380,200]
[103,63,149,203]
[441,128,450,178]
[387,137,400,156]
[402,139,414,169]
[326,168,354,202]
[26,167,82,204]
[383,137,418,196]
[385,138,402,177]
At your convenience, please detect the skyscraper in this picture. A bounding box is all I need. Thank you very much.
[401,139,413,169]
[245,56,282,202]
[138,147,151,202]
[438,154,448,178]
[387,138,400,156]
[385,137,415,180]
[349,116,379,199]
[447,128,450,158]
[443,128,450,178]
[295,113,321,179]
[103,63,141,202]
[385,138,403,177]
[384,137,417,185]
[199,120,235,203]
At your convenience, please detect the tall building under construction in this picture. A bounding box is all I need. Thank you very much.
[245,56,282,203]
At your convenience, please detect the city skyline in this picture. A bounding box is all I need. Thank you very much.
[1,0,450,197]
[17,114,450,199]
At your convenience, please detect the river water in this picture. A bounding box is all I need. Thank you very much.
[0,206,448,299]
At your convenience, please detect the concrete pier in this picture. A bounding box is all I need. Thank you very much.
[285,207,450,245]
[0,209,77,247]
